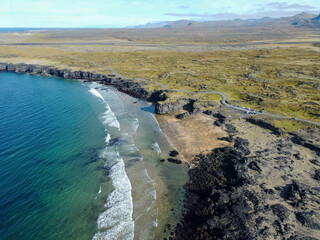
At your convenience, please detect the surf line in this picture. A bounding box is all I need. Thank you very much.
[88,84,134,240]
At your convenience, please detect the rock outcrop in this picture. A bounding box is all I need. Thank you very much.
[155,99,188,115]
[173,123,320,240]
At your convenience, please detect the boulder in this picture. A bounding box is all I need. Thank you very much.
[169,150,179,157]
[176,112,189,120]
[167,158,182,164]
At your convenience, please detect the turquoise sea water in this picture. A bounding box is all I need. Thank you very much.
[0,72,187,240]
[0,73,107,240]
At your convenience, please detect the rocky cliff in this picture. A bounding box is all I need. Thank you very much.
[0,62,154,98]
[0,62,208,115]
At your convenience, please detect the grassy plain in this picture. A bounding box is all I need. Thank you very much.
[0,27,319,125]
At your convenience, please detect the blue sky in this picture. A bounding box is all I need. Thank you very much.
[0,0,319,28]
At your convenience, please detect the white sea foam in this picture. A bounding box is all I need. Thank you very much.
[153,209,159,227]
[131,117,139,132]
[93,151,134,240]
[105,134,111,144]
[127,144,139,153]
[92,83,134,240]
[151,141,161,154]
[89,88,105,101]
[91,83,163,239]
[102,104,120,130]
[144,169,156,200]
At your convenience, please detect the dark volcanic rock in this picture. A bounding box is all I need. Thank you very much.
[173,147,259,240]
[234,137,251,155]
[0,62,158,102]
[313,169,320,181]
[0,63,7,71]
[167,158,182,164]
[248,161,262,173]
[213,113,226,126]
[155,99,187,114]
[147,90,167,102]
[182,99,198,114]
[310,159,320,167]
[291,133,320,156]
[246,118,281,135]
[173,124,320,240]
[271,204,290,222]
[1,62,217,116]
[190,101,201,114]
[213,113,226,121]
[203,109,214,116]
[282,181,306,207]
[214,120,223,126]
[225,124,237,134]
[176,112,189,120]
[295,212,320,230]
[169,150,179,157]
[116,80,151,99]
[218,136,233,142]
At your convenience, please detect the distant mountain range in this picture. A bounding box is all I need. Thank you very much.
[127,12,320,29]
[126,21,171,28]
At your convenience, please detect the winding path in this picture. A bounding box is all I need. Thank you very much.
[72,57,320,126]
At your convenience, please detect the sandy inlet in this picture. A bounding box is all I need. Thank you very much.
[157,112,232,163]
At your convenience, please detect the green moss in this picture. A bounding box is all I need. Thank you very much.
[272,120,306,132]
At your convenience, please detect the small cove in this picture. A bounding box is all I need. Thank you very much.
[0,72,187,240]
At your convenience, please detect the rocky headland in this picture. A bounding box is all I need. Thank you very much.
[0,62,153,99]
[171,109,320,240]
[0,62,199,115]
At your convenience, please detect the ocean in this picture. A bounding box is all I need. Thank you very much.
[0,72,187,240]
[0,28,48,33]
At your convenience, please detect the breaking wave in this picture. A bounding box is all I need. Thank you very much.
[89,88,105,101]
[102,104,120,130]
[151,141,161,154]
[93,148,134,240]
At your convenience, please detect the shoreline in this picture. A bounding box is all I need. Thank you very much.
[0,62,186,116]
[2,63,320,239]
[0,62,156,101]
[0,62,234,162]
[0,70,187,240]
